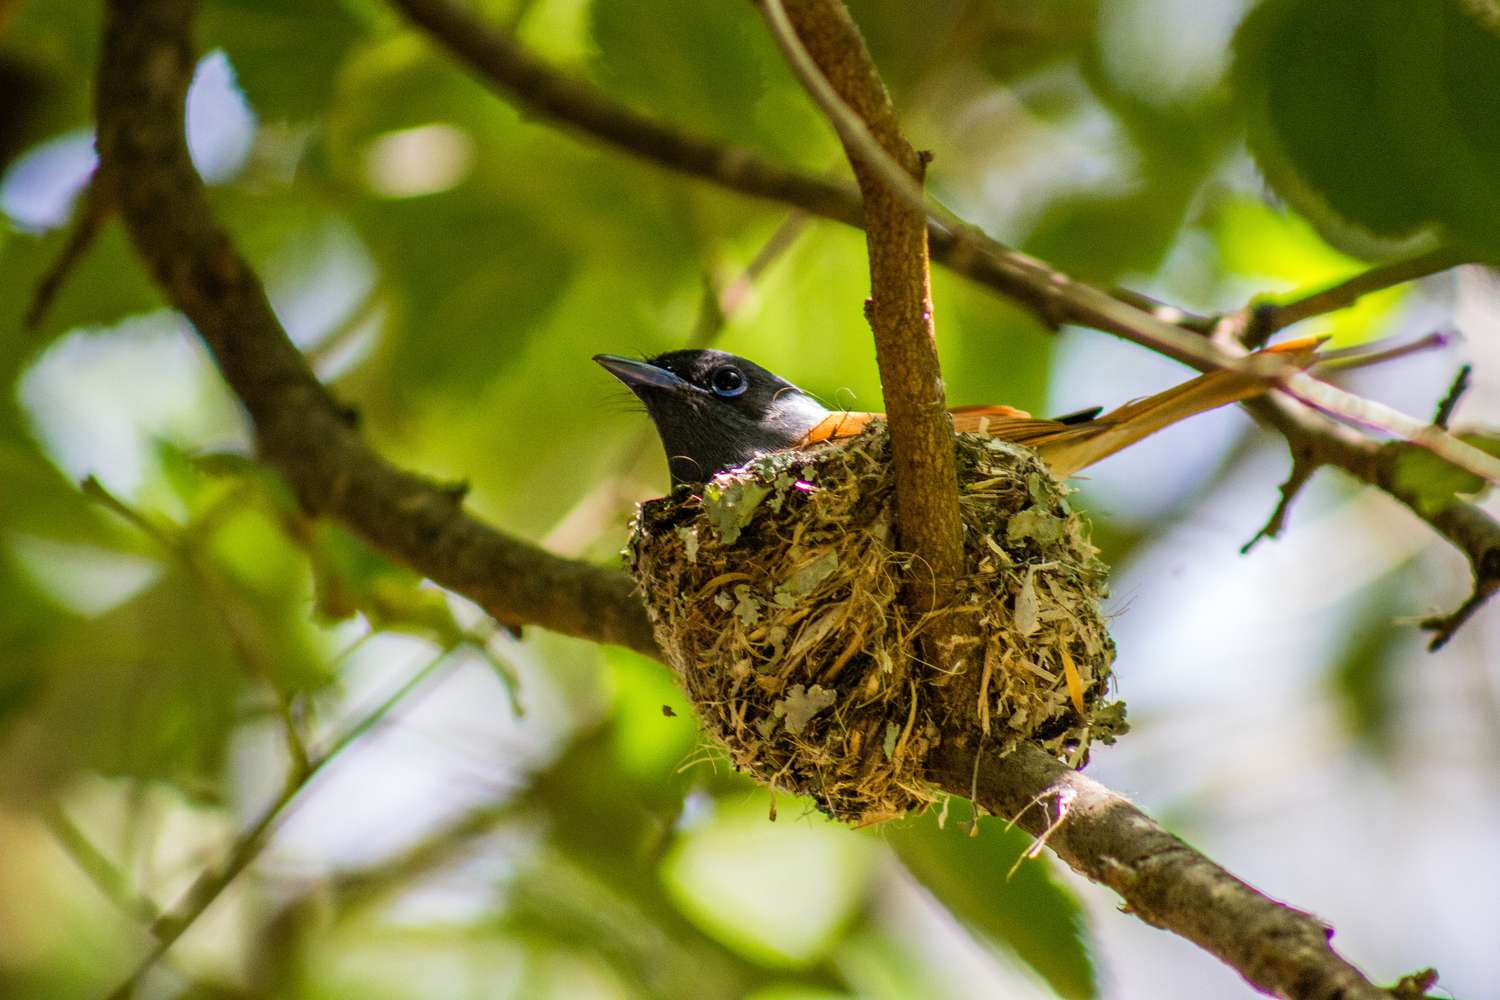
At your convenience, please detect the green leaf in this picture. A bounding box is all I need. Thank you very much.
[9,572,245,796]
[304,521,465,642]
[1007,506,1067,546]
[590,0,767,142]
[776,549,839,602]
[1233,0,1500,260]
[0,220,164,346]
[1327,583,1407,762]
[1390,432,1500,516]
[1372,1,1500,258]
[199,0,366,120]
[888,801,1096,999]
[350,193,576,400]
[1233,0,1433,255]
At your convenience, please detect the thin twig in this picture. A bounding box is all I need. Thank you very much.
[25,167,117,331]
[1314,331,1452,372]
[103,646,460,999]
[1433,364,1473,429]
[757,0,933,230]
[83,476,311,776]
[1422,576,1500,652]
[1241,448,1319,554]
[42,802,162,926]
[1245,248,1468,344]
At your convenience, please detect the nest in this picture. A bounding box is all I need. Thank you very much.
[628,426,1124,824]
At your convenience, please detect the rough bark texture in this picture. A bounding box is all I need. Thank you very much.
[777,0,965,616]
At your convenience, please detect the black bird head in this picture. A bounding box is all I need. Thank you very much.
[595,349,831,486]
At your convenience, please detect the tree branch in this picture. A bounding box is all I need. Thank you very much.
[94,0,657,659]
[763,0,964,615]
[927,742,1409,1000]
[93,1,1440,994]
[1245,393,1500,651]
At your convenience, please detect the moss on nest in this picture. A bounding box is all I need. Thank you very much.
[628,426,1124,825]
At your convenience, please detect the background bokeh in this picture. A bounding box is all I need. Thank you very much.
[2,0,1498,997]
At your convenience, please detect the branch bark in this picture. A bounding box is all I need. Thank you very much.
[93,1,1434,995]
[928,742,1401,1000]
[765,0,964,616]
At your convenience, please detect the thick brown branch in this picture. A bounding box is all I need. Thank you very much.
[766,0,964,614]
[95,0,657,659]
[927,742,1405,1000]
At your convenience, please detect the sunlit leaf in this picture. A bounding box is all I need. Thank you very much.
[1210,198,1409,346]
[591,0,766,142]
[661,799,879,967]
[1233,0,1500,260]
[887,801,1096,999]
[199,0,367,120]
[1390,432,1500,516]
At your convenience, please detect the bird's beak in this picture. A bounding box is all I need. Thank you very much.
[593,354,700,395]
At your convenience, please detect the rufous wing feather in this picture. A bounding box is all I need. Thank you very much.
[797,410,882,446]
[1025,335,1324,477]
[795,336,1322,476]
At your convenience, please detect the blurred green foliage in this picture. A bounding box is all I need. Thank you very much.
[0,0,1490,997]
[1236,0,1500,260]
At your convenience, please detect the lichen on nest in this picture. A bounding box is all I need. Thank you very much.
[628,426,1124,825]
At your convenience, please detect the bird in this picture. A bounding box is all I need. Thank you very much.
[595,339,1322,487]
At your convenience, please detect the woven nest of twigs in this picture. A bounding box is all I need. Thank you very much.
[628,427,1125,824]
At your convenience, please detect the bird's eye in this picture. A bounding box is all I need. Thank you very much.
[710,366,747,397]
